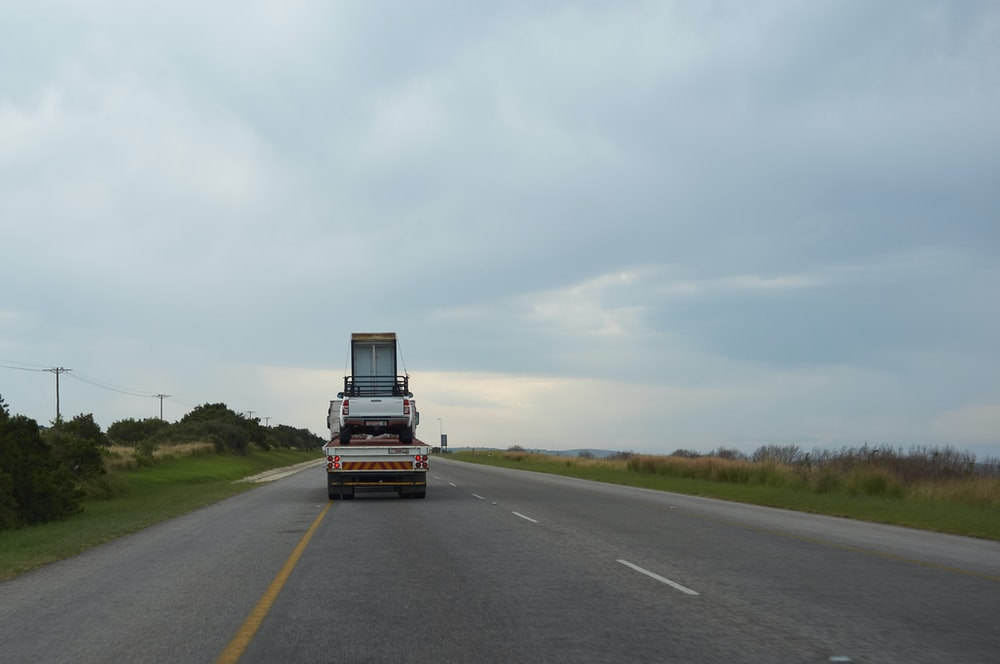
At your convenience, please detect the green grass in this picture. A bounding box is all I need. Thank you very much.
[453,451,1000,541]
[0,448,319,580]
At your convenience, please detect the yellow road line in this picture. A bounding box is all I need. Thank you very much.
[216,502,332,664]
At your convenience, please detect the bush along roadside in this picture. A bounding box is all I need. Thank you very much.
[0,395,324,531]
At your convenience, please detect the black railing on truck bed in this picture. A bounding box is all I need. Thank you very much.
[343,375,410,397]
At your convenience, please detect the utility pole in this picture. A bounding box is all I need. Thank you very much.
[264,416,271,427]
[44,367,71,423]
[153,394,171,420]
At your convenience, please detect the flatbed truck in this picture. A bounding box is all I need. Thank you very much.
[324,332,428,499]
[322,438,429,499]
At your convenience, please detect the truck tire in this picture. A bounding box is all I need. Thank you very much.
[328,491,340,500]
[398,427,413,443]
[339,430,351,445]
[414,490,426,499]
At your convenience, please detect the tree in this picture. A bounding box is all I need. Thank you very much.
[0,395,17,528]
[107,417,170,445]
[0,397,83,528]
[60,413,109,447]
[42,413,107,482]
[177,403,259,455]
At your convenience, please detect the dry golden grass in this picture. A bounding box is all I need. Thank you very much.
[907,477,1000,509]
[103,442,215,472]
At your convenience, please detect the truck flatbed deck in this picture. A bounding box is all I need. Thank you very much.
[324,437,427,447]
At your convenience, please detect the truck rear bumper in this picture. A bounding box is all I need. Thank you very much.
[327,471,427,498]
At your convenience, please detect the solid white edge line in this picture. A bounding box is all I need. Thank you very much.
[471,493,485,500]
[617,559,699,596]
[512,511,538,523]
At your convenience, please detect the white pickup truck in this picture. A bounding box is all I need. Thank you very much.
[329,374,417,444]
[327,333,419,444]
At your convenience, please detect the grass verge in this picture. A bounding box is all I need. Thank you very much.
[452,451,1000,541]
[0,447,319,581]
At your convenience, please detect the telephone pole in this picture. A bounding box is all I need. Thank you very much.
[44,367,71,423]
[153,394,171,420]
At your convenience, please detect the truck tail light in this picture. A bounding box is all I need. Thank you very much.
[327,454,342,470]
[403,399,410,415]
[414,454,429,469]
[342,399,349,416]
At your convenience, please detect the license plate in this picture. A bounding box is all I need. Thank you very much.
[367,420,387,427]
[388,448,408,454]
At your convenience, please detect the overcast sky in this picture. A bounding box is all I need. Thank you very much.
[2,1,998,458]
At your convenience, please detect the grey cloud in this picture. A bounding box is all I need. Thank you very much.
[2,1,998,451]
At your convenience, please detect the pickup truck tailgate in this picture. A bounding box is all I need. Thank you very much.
[345,397,404,417]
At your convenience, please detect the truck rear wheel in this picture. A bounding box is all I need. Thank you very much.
[398,427,413,443]
[339,430,351,445]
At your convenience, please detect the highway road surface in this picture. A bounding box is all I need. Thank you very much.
[1,456,998,663]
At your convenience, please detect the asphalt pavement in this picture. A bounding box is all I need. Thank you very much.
[1,456,998,663]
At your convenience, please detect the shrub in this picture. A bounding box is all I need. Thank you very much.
[0,409,83,528]
[42,422,106,482]
[752,444,805,466]
[0,469,18,529]
[670,449,702,458]
[712,447,748,461]
[608,450,635,461]
[133,440,159,466]
[845,468,904,499]
[107,417,170,446]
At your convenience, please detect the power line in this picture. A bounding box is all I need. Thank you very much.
[2,360,179,419]
[1,359,259,426]
[0,360,48,372]
[168,396,199,408]
[66,371,156,398]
